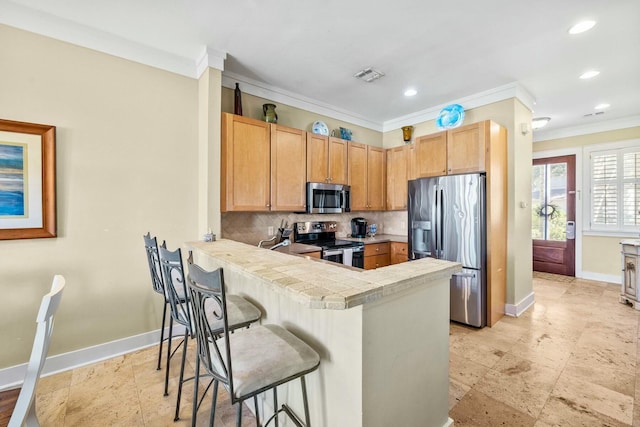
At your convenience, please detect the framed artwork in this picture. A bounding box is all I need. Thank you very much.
[0,119,56,240]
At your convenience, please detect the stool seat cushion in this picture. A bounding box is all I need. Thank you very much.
[211,324,320,399]
[205,294,262,333]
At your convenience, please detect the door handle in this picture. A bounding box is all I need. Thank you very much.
[566,221,575,240]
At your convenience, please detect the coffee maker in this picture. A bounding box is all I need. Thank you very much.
[351,217,367,238]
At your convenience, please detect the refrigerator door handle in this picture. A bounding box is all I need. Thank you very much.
[452,272,477,278]
[433,184,440,258]
[438,187,444,258]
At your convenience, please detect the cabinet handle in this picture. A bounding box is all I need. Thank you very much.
[266,204,270,207]
[376,247,379,252]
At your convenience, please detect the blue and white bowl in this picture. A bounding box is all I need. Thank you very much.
[436,104,465,129]
[312,121,329,136]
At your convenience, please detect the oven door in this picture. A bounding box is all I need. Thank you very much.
[322,248,343,264]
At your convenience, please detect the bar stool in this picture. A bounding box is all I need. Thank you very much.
[142,232,169,371]
[186,261,320,427]
[158,245,262,421]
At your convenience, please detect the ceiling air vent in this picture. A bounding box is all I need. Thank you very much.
[584,111,606,117]
[353,67,385,83]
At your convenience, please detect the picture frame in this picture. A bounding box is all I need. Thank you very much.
[0,119,56,240]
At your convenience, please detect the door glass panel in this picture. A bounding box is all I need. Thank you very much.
[532,162,568,241]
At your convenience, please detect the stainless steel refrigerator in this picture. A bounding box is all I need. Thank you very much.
[408,173,486,327]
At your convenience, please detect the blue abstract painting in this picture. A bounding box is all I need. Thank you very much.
[0,143,25,216]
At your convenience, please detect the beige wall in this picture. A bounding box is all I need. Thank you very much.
[383,99,534,306]
[534,126,640,279]
[0,25,200,367]
[221,88,383,147]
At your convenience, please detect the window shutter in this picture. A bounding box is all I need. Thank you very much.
[623,151,640,226]
[591,153,617,226]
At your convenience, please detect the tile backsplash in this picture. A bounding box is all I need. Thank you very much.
[221,211,408,246]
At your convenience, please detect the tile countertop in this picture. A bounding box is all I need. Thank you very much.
[187,239,460,310]
[343,233,408,244]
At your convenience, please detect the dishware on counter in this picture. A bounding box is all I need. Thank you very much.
[368,223,377,237]
[312,120,329,135]
[262,103,278,123]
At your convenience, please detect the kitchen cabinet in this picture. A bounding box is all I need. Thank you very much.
[306,134,348,184]
[390,242,408,265]
[414,122,487,178]
[271,125,307,211]
[364,242,390,270]
[221,113,306,212]
[221,113,271,211]
[620,240,640,309]
[349,142,386,211]
[386,145,411,210]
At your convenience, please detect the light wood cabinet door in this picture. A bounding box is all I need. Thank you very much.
[306,135,348,184]
[447,122,486,174]
[386,145,410,210]
[367,146,386,210]
[348,141,367,211]
[221,113,270,212]
[390,242,408,265]
[271,125,306,211]
[306,133,329,183]
[415,131,447,177]
[328,137,348,184]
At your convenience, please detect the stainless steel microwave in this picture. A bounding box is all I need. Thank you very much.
[306,182,351,214]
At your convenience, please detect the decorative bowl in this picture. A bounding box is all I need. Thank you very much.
[312,121,329,136]
[436,104,465,129]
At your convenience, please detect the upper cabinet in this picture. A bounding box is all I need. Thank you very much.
[386,145,411,210]
[349,142,386,211]
[414,122,487,178]
[271,125,307,211]
[413,131,447,178]
[306,134,348,184]
[221,113,306,212]
[221,113,271,211]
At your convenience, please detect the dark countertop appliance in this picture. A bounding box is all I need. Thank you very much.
[351,217,367,238]
[294,221,364,269]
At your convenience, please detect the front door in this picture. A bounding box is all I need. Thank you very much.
[532,155,576,276]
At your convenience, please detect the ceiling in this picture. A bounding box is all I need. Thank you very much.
[2,0,640,139]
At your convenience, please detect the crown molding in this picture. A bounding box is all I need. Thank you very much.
[382,82,535,132]
[0,1,198,78]
[196,47,227,76]
[533,115,640,142]
[221,71,383,131]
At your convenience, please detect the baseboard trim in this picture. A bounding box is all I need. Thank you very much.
[504,291,535,317]
[0,325,185,391]
[578,271,621,285]
[444,417,455,427]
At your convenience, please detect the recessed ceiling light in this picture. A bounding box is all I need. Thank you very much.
[531,117,551,130]
[595,103,610,110]
[580,70,600,79]
[569,20,596,34]
[404,89,417,97]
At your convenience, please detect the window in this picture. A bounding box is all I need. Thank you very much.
[587,141,640,233]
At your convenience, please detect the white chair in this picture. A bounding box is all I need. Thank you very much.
[9,275,65,427]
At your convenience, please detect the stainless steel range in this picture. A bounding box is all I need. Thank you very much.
[294,221,364,269]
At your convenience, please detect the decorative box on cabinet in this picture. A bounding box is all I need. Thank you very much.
[620,240,640,309]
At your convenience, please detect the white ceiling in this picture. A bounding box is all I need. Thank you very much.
[2,0,640,139]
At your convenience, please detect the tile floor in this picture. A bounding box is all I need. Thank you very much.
[449,272,639,426]
[3,272,638,426]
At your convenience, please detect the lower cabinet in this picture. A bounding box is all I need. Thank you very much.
[306,251,322,259]
[390,242,408,265]
[364,242,390,270]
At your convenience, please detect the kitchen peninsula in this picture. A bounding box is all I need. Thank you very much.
[188,239,461,427]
